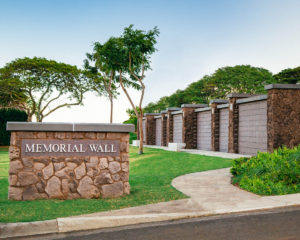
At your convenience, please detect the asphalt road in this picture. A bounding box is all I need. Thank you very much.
[20,206,300,240]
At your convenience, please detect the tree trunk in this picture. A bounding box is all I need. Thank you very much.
[138,114,144,154]
[109,96,113,123]
[27,115,32,122]
[35,112,42,122]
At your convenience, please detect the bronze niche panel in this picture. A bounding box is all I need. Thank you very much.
[21,139,120,157]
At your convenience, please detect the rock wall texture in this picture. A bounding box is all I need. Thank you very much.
[182,108,197,149]
[9,131,130,200]
[211,103,220,151]
[145,116,156,145]
[267,89,300,152]
[166,111,174,145]
[161,114,167,146]
[228,98,239,153]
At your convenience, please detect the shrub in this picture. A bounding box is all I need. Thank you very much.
[231,146,300,195]
[0,108,27,146]
[129,132,137,144]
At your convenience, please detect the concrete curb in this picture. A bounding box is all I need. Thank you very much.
[1,205,300,239]
[0,219,58,239]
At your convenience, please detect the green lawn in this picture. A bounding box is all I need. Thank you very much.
[0,146,231,223]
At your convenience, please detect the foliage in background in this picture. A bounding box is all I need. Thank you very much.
[129,132,137,144]
[123,108,140,130]
[208,65,275,98]
[274,66,300,84]
[0,57,91,122]
[143,65,276,113]
[0,109,27,146]
[0,147,231,222]
[0,78,28,110]
[231,145,300,195]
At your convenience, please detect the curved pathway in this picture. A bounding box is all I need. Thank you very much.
[4,168,300,237]
[56,168,300,232]
[172,168,300,213]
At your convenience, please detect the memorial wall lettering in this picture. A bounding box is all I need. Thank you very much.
[21,139,120,157]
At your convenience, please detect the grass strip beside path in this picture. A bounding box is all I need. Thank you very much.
[0,147,231,223]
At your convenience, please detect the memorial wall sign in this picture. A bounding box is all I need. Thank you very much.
[6,122,135,201]
[22,140,120,157]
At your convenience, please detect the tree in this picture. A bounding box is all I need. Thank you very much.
[85,38,121,123]
[274,66,300,84]
[207,65,275,99]
[118,25,159,154]
[0,57,90,122]
[85,37,140,123]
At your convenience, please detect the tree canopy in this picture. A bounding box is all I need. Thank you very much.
[274,66,300,84]
[85,36,140,123]
[208,65,275,98]
[143,65,276,113]
[0,57,90,122]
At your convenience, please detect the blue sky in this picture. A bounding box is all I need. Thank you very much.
[1,0,300,122]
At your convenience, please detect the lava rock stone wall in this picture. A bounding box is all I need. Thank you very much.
[267,88,300,152]
[145,115,156,145]
[210,103,220,151]
[182,108,197,149]
[166,111,174,145]
[228,98,240,153]
[8,131,130,200]
[161,114,167,146]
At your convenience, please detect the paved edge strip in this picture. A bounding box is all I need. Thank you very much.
[0,219,58,239]
[1,204,300,239]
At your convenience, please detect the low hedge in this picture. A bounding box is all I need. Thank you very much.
[231,145,300,195]
[0,108,27,146]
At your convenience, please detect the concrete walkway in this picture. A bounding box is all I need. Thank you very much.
[143,145,251,159]
[2,168,300,238]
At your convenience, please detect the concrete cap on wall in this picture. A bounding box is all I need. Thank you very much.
[217,103,229,109]
[226,93,254,98]
[7,122,135,133]
[166,107,181,111]
[143,113,160,116]
[181,104,208,108]
[194,107,211,113]
[236,95,267,104]
[209,99,229,104]
[171,110,183,115]
[264,84,300,90]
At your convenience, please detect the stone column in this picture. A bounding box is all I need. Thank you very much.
[210,100,228,151]
[227,94,253,153]
[160,110,168,146]
[144,113,159,145]
[181,104,208,149]
[265,84,300,152]
[166,108,181,146]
